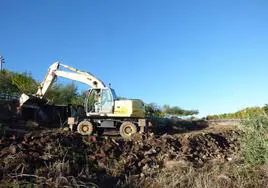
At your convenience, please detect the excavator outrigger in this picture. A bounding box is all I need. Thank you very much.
[20,62,146,138]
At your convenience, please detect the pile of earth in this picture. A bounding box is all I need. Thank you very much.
[0,128,240,187]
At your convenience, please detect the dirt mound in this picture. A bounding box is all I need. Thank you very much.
[0,128,240,187]
[182,131,239,165]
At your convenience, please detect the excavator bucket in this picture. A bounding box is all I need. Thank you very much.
[19,93,30,106]
[19,93,48,107]
[19,93,69,126]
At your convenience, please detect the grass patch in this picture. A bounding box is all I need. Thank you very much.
[239,113,268,165]
[122,162,268,188]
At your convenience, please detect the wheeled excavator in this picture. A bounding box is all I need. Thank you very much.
[20,62,146,138]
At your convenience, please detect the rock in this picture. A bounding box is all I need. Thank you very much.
[9,145,16,154]
[226,157,233,161]
[144,149,157,156]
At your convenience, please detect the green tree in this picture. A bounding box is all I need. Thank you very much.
[11,72,38,94]
[145,103,164,118]
[45,83,83,105]
[145,103,198,118]
[206,106,267,120]
[0,70,18,93]
[163,105,199,116]
[0,70,38,95]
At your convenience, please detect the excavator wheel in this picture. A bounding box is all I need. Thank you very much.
[77,120,94,135]
[119,121,137,139]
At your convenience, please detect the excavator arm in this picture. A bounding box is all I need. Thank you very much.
[36,62,105,97]
[20,62,106,106]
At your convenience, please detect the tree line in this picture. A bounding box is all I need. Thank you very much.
[206,105,268,120]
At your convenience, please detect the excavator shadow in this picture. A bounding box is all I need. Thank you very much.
[150,118,209,135]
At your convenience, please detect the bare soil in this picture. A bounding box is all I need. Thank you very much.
[0,121,240,187]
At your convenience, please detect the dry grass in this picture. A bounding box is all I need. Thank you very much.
[122,162,268,188]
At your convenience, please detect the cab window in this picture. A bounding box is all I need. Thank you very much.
[101,89,112,104]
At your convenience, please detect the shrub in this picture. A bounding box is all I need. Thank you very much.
[239,112,268,165]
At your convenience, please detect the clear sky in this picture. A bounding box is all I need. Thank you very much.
[1,0,268,117]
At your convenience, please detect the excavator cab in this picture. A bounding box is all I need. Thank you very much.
[85,87,117,114]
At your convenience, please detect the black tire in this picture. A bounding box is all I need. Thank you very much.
[77,120,94,135]
[119,121,137,139]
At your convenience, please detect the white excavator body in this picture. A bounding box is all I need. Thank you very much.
[19,62,146,138]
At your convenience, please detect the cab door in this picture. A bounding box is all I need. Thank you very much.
[100,88,114,113]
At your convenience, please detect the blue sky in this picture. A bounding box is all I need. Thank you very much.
[1,0,268,117]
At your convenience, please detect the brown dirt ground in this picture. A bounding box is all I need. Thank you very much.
[0,121,240,187]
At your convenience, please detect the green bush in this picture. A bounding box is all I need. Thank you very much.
[239,113,268,165]
[11,72,38,94]
[207,107,265,120]
[45,83,84,105]
[0,70,20,94]
[145,103,198,118]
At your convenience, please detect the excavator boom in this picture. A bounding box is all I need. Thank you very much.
[20,62,105,106]
[36,62,105,98]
